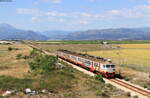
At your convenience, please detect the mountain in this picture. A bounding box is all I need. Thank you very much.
[40,30,73,40]
[0,24,48,40]
[62,28,150,40]
[1,23,150,40]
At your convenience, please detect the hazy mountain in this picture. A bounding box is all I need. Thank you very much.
[1,23,150,40]
[62,28,150,40]
[0,24,48,40]
[40,30,73,40]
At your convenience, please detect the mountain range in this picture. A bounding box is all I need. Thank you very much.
[1,23,150,40]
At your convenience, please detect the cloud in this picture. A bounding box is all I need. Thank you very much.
[147,0,150,3]
[31,17,38,21]
[79,20,89,25]
[42,0,62,4]
[16,4,150,24]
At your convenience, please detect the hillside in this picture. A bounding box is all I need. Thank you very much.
[63,28,150,40]
[1,24,150,40]
[0,24,48,40]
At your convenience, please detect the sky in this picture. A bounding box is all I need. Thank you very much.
[1,0,150,31]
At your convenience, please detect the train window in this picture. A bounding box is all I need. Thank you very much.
[103,65,105,68]
[111,65,115,68]
[85,60,91,66]
[94,63,98,67]
[106,65,110,68]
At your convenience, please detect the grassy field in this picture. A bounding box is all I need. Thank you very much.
[35,40,150,44]
[87,44,150,73]
[35,44,102,53]
[0,44,32,78]
[88,49,150,72]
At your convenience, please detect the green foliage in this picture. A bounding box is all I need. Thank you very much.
[0,96,7,98]
[0,75,33,90]
[125,92,131,97]
[8,47,12,51]
[8,47,19,51]
[95,75,105,83]
[133,95,138,98]
[16,54,23,59]
[36,40,150,44]
[123,76,131,81]
[16,54,30,60]
[29,55,57,72]
[30,48,41,58]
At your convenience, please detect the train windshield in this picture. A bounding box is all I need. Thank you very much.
[111,64,115,68]
[106,65,110,68]
[105,64,115,68]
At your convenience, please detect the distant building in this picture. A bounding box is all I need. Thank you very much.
[101,41,108,45]
[0,40,15,44]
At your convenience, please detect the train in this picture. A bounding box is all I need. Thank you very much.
[56,49,115,78]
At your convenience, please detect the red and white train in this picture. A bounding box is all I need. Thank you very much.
[56,49,115,78]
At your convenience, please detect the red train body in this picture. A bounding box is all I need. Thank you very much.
[56,49,115,78]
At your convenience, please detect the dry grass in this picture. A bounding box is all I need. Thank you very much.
[119,44,150,49]
[35,44,102,53]
[0,44,32,78]
[87,49,150,72]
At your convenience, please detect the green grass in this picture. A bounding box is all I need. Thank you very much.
[0,75,33,90]
[35,40,150,44]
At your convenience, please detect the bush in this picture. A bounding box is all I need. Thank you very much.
[8,47,19,51]
[22,55,30,59]
[125,92,131,97]
[29,54,58,72]
[8,47,12,51]
[95,75,105,83]
[30,48,41,58]
[133,95,138,98]
[16,54,22,59]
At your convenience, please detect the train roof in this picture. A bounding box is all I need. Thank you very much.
[57,49,112,63]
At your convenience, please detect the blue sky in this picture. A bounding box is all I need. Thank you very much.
[0,0,150,31]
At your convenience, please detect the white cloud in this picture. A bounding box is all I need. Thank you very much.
[16,4,150,24]
[147,0,150,3]
[42,0,62,4]
[79,20,89,25]
[31,17,38,21]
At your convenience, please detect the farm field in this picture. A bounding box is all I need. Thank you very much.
[0,44,32,78]
[88,44,150,73]
[119,44,150,49]
[34,44,103,52]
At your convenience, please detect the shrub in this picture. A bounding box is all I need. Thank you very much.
[8,47,19,51]
[95,75,105,83]
[8,47,12,51]
[133,95,138,98]
[22,55,30,59]
[125,92,131,97]
[29,54,58,72]
[30,48,41,58]
[143,85,147,88]
[16,54,22,59]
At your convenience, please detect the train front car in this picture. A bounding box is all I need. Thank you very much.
[102,63,115,78]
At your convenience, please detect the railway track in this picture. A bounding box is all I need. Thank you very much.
[109,79,150,98]
[28,44,150,98]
